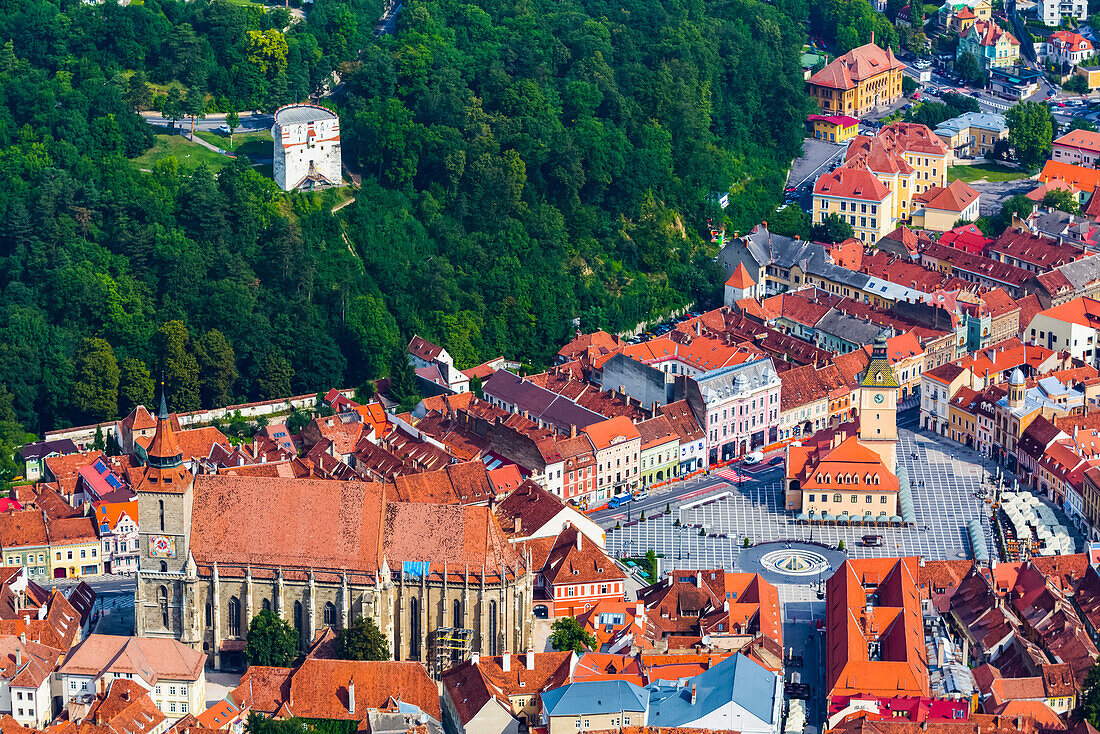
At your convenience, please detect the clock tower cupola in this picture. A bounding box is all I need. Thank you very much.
[857,332,899,471]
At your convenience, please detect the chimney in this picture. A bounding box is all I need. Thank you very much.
[695,574,702,588]
[575,532,583,551]
[514,516,522,533]
[691,684,698,705]
[15,648,21,667]
[636,601,644,617]
[501,651,511,672]
[471,652,480,666]
[570,425,577,438]
[97,677,106,696]
[348,678,355,715]
[19,632,25,645]
[122,688,130,702]
[525,649,534,670]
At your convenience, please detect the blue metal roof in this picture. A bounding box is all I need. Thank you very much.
[646,653,779,729]
[541,680,649,717]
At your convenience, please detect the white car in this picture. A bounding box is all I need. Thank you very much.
[743,452,765,465]
[215,124,231,134]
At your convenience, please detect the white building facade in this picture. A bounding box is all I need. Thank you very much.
[272,104,342,191]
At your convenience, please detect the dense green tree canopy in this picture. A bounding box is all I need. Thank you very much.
[336,616,391,661]
[245,609,298,666]
[0,0,812,434]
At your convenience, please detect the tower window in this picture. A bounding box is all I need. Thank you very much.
[158,586,169,628]
[159,501,165,532]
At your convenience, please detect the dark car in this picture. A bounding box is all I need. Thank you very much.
[769,456,784,465]
[862,534,883,547]
[533,605,549,619]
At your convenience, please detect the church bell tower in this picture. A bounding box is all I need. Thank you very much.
[857,332,899,471]
[135,390,195,639]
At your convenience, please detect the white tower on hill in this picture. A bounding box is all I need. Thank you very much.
[271,103,342,191]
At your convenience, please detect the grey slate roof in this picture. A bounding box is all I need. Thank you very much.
[739,228,830,271]
[18,438,80,461]
[481,370,606,431]
[1053,253,1100,290]
[694,358,779,407]
[934,112,1007,137]
[541,680,649,716]
[646,653,780,729]
[814,308,887,346]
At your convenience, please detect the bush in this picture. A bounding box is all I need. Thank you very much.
[614,521,621,531]
[700,528,708,536]
[838,539,845,551]
[743,537,751,547]
[666,502,671,515]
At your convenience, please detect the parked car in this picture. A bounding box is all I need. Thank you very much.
[768,456,785,466]
[634,490,649,501]
[743,452,765,465]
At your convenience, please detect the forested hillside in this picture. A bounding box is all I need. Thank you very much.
[0,0,810,438]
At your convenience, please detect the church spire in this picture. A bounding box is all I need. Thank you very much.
[136,387,192,492]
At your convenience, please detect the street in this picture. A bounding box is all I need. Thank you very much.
[140,111,274,134]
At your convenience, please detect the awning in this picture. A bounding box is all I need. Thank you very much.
[796,513,809,521]
[889,515,903,524]
[823,514,835,522]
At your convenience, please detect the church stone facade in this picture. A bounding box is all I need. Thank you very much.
[134,399,532,672]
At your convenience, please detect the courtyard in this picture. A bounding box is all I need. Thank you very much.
[605,428,1002,570]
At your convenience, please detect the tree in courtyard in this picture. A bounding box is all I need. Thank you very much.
[387,346,421,411]
[1082,660,1100,728]
[810,213,854,244]
[72,338,120,423]
[245,609,298,666]
[956,52,985,86]
[770,204,809,239]
[1042,187,1081,215]
[550,617,597,653]
[336,616,391,661]
[227,107,240,147]
[1006,101,1054,169]
[159,86,184,129]
[1070,117,1098,132]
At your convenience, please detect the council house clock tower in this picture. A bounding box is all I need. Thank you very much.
[857,332,899,471]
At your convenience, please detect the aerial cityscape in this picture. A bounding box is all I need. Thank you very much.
[10,0,1100,732]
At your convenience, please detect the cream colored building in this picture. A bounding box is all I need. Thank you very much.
[813,165,896,244]
[58,635,207,721]
[911,180,981,232]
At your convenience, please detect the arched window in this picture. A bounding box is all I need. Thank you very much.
[160,561,167,572]
[158,586,169,628]
[262,598,272,613]
[409,598,421,660]
[228,597,241,637]
[833,493,842,503]
[324,602,337,627]
[488,600,498,656]
[452,599,461,628]
[293,601,303,633]
[159,500,165,532]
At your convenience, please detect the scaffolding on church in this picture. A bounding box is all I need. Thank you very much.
[430,627,472,679]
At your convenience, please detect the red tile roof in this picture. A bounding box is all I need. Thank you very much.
[808,43,906,90]
[966,20,1020,47]
[583,416,641,451]
[1041,160,1100,193]
[815,165,893,201]
[280,658,441,721]
[914,180,979,213]
[726,263,756,289]
[407,335,444,362]
[826,558,929,699]
[442,652,574,726]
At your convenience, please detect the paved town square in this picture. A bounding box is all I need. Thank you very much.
[606,428,1011,569]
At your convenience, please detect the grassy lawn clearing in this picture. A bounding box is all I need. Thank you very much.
[131,133,230,172]
[948,162,1028,183]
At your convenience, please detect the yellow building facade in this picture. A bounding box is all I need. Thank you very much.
[808,43,906,118]
[809,114,860,143]
[813,166,896,245]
